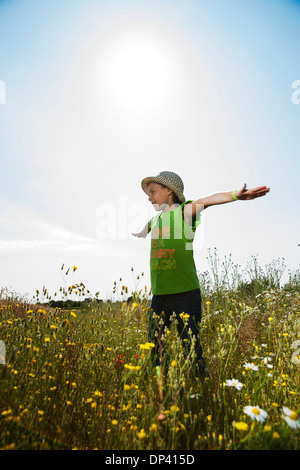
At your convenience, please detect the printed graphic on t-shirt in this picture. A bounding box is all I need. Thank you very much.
[150,229,176,271]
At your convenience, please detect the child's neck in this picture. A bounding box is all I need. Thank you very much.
[161,202,180,213]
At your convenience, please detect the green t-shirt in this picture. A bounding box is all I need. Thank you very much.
[149,201,201,295]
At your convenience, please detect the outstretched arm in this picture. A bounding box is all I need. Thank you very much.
[184,183,270,222]
[132,222,151,238]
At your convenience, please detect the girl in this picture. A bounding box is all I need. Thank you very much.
[133,171,270,373]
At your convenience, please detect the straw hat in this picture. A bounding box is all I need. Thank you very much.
[141,171,185,203]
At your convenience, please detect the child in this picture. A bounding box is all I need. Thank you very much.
[133,171,270,373]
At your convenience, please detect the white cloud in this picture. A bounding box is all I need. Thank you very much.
[0,198,97,253]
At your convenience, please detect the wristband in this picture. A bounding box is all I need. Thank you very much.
[232,190,239,200]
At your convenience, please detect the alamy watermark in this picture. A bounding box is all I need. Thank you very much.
[96,196,205,249]
[96,196,149,240]
[0,341,6,365]
[291,80,300,105]
[0,80,6,104]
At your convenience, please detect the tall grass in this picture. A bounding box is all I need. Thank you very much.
[0,253,299,450]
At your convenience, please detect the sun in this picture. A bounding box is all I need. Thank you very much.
[104,39,172,114]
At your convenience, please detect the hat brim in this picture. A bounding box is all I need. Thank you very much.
[141,176,185,203]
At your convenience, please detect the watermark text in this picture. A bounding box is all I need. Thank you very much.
[0,80,6,104]
[0,341,6,365]
[291,80,300,104]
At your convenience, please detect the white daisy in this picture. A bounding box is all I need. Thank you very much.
[243,405,268,423]
[263,356,272,364]
[225,379,244,390]
[281,407,300,429]
[243,362,259,371]
[189,394,201,399]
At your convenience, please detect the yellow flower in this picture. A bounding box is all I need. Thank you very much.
[73,266,78,271]
[170,405,179,413]
[44,337,50,343]
[137,429,147,439]
[171,360,177,368]
[234,421,249,431]
[179,312,190,319]
[132,303,138,309]
[149,423,157,431]
[111,420,118,426]
[124,384,131,391]
[130,425,138,431]
[273,432,280,439]
[139,342,155,350]
[124,364,141,371]
[70,311,76,318]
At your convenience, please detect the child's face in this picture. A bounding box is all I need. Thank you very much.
[147,182,173,211]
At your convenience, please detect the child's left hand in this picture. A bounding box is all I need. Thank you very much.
[235,183,270,200]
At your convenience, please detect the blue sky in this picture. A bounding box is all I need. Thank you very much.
[0,0,299,299]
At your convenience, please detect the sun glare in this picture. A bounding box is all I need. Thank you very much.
[105,40,171,114]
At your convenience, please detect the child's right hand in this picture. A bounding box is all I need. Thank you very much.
[132,231,148,238]
[132,222,150,239]
[132,232,142,238]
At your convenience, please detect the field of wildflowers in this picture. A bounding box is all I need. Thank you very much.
[0,252,299,450]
